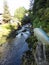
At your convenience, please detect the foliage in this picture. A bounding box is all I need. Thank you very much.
[0,1,20,45]
[0,23,18,45]
[42,8,49,22]
[3,1,11,23]
[33,17,41,28]
[22,15,31,25]
[22,0,49,64]
[26,35,38,49]
[21,50,36,65]
[21,34,38,65]
[14,7,26,21]
[29,0,49,32]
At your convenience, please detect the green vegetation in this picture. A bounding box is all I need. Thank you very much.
[22,0,49,65]
[0,23,18,45]
[22,15,31,25]
[0,0,29,45]
[0,1,27,45]
[3,1,11,23]
[14,7,26,22]
[29,0,49,32]
[21,50,36,65]
[21,34,38,65]
[0,1,19,45]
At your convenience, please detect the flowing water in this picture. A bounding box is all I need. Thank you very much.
[1,26,49,65]
[34,28,49,65]
[35,42,48,65]
[0,31,30,65]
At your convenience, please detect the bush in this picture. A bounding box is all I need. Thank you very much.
[33,17,41,28]
[26,35,38,50]
[0,23,18,45]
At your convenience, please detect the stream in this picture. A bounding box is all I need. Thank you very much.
[0,24,31,65]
